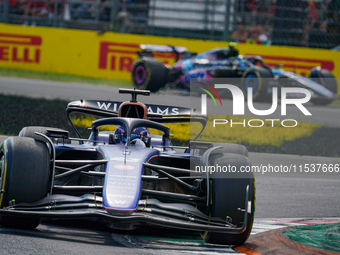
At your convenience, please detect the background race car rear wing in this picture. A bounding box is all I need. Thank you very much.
[140,44,188,54]
[137,44,189,61]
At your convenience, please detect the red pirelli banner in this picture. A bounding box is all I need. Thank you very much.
[0,33,42,64]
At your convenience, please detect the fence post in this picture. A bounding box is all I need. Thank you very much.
[3,0,9,23]
[94,0,100,30]
[223,0,231,41]
[53,0,58,27]
[110,0,118,31]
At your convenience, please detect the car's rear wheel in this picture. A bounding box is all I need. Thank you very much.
[201,153,255,245]
[19,126,70,144]
[243,66,273,101]
[308,68,338,105]
[190,141,248,158]
[131,57,168,92]
[0,137,50,229]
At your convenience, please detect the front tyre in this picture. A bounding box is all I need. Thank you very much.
[190,141,248,158]
[308,68,338,105]
[202,153,255,246]
[131,57,168,92]
[0,137,50,229]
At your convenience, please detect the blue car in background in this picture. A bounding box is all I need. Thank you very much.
[132,44,338,105]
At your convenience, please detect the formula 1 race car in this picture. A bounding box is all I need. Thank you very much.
[131,44,338,105]
[0,89,255,246]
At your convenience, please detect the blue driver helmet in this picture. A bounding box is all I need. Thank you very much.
[113,125,148,145]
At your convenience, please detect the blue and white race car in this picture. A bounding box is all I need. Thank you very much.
[132,44,338,105]
[0,89,255,246]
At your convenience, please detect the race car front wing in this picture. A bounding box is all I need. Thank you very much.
[0,188,250,234]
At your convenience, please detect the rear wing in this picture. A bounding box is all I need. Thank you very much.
[66,99,207,139]
[137,44,189,61]
[66,100,192,118]
[140,44,188,54]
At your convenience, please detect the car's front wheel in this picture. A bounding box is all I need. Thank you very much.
[308,68,338,105]
[201,153,255,246]
[0,137,50,229]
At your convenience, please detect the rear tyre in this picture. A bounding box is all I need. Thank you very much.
[243,66,273,101]
[131,57,168,92]
[190,141,248,158]
[308,69,338,105]
[0,137,50,229]
[202,153,255,246]
[19,126,70,144]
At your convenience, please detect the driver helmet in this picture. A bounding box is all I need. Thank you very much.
[228,42,239,57]
[114,125,148,144]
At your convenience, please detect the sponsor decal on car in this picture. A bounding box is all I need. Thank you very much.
[114,164,135,170]
[96,101,182,115]
[111,157,140,162]
[184,70,207,84]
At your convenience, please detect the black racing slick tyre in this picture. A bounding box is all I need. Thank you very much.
[190,141,248,158]
[0,137,50,229]
[242,66,273,101]
[212,143,248,157]
[308,69,338,105]
[202,153,255,246]
[19,126,70,144]
[131,57,168,92]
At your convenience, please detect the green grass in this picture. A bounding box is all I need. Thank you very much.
[283,223,340,253]
[332,99,340,106]
[0,68,131,88]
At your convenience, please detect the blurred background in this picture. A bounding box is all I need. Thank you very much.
[0,0,339,49]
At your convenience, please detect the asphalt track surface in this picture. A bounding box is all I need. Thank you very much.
[0,77,339,254]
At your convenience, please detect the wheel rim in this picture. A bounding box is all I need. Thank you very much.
[245,74,259,95]
[134,65,147,86]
